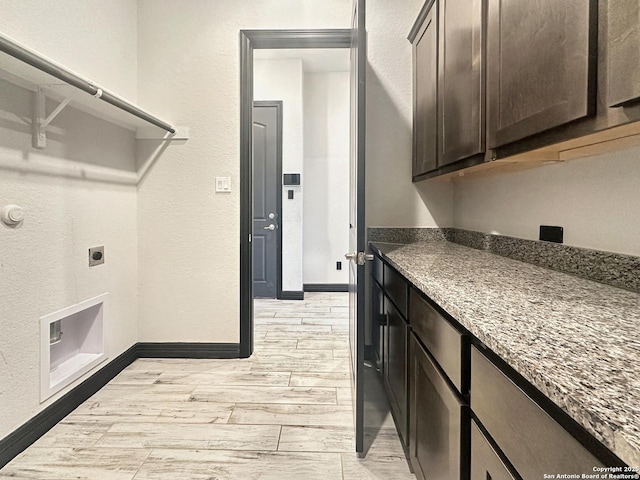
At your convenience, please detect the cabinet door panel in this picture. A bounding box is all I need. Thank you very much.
[385,300,409,444]
[439,0,484,165]
[413,2,438,176]
[410,334,467,480]
[487,0,596,148]
[470,421,515,480]
[607,0,640,107]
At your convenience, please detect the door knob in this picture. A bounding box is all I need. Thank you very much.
[264,224,276,231]
[345,252,374,264]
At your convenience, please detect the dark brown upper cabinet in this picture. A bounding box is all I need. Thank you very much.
[607,0,640,107]
[409,0,485,180]
[438,0,484,166]
[411,1,439,177]
[487,0,598,149]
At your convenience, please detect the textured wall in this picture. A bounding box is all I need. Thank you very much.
[453,148,640,256]
[365,0,454,228]
[136,0,352,343]
[254,59,304,293]
[303,72,350,285]
[0,62,137,448]
[0,0,138,101]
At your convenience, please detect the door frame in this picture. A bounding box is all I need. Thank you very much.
[239,29,352,358]
[252,100,284,300]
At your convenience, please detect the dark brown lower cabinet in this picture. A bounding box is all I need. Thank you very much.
[409,334,469,480]
[384,300,409,445]
[471,346,603,478]
[470,421,515,480]
[371,280,385,371]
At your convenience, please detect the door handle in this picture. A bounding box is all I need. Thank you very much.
[345,252,375,264]
[264,224,276,231]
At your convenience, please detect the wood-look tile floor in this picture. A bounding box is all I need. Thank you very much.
[1,292,415,479]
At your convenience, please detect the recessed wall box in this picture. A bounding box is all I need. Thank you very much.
[40,293,108,401]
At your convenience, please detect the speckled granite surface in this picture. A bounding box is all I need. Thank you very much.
[367,228,640,293]
[371,240,640,467]
[367,227,449,244]
[447,229,640,293]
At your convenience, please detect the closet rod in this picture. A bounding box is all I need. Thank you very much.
[0,32,176,134]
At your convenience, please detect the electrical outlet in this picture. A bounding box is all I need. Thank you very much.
[89,246,105,266]
[539,225,563,243]
[336,261,342,271]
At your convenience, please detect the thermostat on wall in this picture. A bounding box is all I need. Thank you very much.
[283,173,300,185]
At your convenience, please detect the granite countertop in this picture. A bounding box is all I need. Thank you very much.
[370,240,640,467]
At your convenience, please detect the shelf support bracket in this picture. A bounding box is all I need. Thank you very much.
[33,86,72,149]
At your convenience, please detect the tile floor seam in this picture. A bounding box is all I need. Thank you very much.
[276,425,283,451]
[130,448,154,480]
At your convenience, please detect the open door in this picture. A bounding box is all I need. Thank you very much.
[346,0,367,454]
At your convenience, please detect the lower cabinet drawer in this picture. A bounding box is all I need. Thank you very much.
[384,264,408,317]
[410,334,469,480]
[409,288,465,393]
[471,346,603,479]
[471,420,515,480]
[373,254,384,285]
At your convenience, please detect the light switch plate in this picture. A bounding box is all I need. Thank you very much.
[216,177,232,193]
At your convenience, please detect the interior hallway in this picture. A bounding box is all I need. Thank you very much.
[0,292,414,479]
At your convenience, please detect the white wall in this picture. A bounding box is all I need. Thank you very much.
[254,59,305,292]
[0,0,138,101]
[365,0,454,228]
[136,0,351,343]
[0,2,139,439]
[303,72,350,285]
[453,148,640,256]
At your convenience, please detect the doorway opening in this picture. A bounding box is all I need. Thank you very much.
[252,48,351,304]
[239,30,352,358]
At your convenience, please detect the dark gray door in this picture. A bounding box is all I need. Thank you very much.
[253,102,282,299]
[347,0,366,454]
